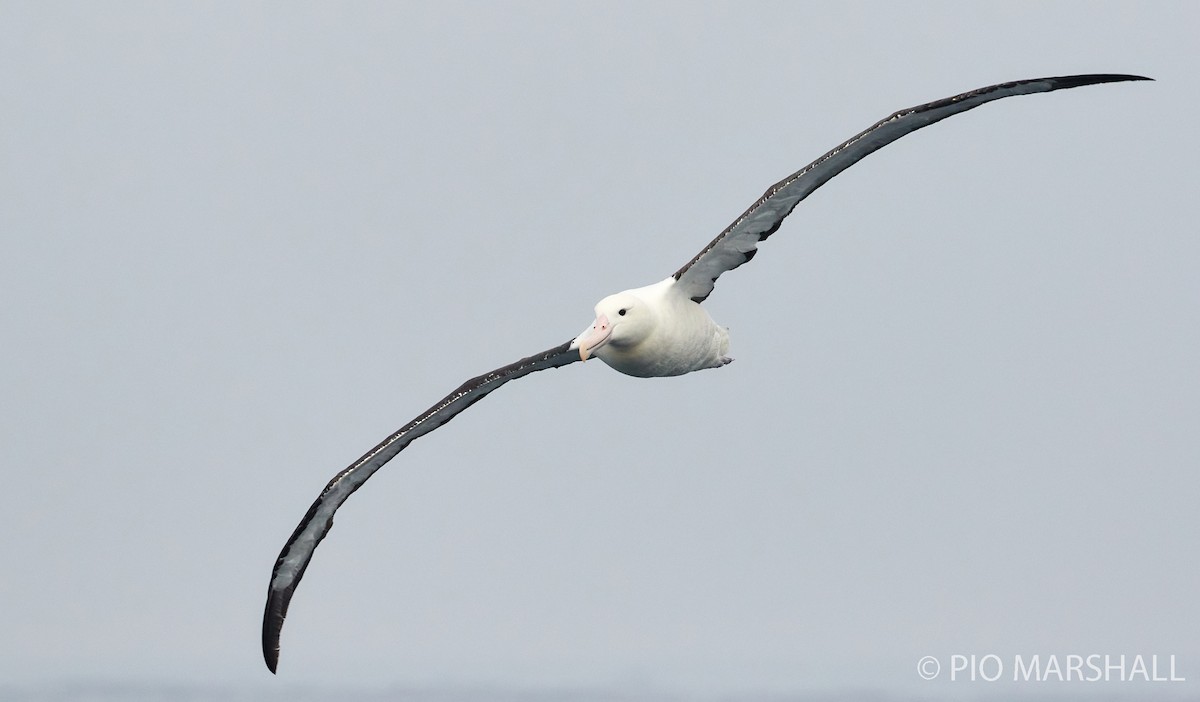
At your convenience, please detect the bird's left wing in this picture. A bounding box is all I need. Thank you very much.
[672,73,1152,303]
[262,341,580,673]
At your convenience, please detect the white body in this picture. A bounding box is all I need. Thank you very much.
[573,277,731,377]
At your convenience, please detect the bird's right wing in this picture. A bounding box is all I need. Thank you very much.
[672,73,1152,303]
[262,340,581,673]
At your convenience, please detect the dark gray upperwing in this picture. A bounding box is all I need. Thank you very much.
[672,73,1152,303]
[262,341,581,673]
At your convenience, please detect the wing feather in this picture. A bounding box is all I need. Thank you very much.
[262,341,580,672]
[673,73,1152,303]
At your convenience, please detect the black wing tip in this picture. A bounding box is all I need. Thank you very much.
[263,585,291,673]
[959,74,1153,107]
[263,639,280,674]
[261,507,325,674]
[1045,73,1154,88]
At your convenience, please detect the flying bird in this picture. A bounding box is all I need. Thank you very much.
[263,73,1150,672]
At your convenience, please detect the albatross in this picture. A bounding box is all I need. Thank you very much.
[262,73,1150,672]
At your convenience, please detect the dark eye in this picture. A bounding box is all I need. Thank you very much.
[618,308,627,316]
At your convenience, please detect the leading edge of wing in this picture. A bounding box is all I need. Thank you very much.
[672,73,1153,303]
[262,340,581,673]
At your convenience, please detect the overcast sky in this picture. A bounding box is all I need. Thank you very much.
[2,2,1197,699]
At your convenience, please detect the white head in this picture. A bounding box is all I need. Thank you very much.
[571,290,656,362]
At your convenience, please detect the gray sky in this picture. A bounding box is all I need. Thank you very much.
[2,2,1197,698]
